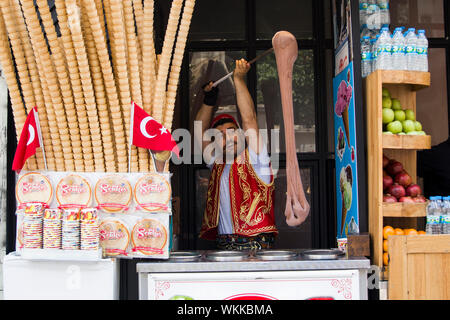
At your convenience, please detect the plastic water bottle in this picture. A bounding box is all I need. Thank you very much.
[416,30,429,72]
[361,36,372,77]
[391,28,406,70]
[405,28,418,71]
[377,0,390,26]
[359,1,369,26]
[441,196,450,235]
[371,36,379,71]
[367,1,381,30]
[426,197,442,235]
[376,27,392,70]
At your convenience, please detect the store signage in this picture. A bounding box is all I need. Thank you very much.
[333,62,360,239]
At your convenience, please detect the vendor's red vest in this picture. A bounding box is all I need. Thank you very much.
[199,149,278,240]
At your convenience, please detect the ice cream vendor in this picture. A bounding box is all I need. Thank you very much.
[194,58,278,250]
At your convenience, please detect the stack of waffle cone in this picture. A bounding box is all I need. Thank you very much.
[67,0,105,173]
[152,0,183,125]
[54,0,86,172]
[81,0,128,172]
[141,0,156,116]
[80,3,116,173]
[36,0,79,172]
[21,0,66,172]
[12,0,55,171]
[0,0,38,171]
[109,0,138,173]
[0,13,26,144]
[123,0,149,172]
[164,0,196,132]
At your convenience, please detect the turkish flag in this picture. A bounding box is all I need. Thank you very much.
[131,102,179,158]
[12,107,42,172]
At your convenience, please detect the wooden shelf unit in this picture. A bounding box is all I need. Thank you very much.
[365,70,431,269]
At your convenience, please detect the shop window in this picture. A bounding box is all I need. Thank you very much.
[189,0,246,41]
[390,0,445,38]
[255,0,313,40]
[256,49,316,153]
[416,48,449,146]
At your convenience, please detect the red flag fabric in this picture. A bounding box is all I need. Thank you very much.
[12,107,41,172]
[131,102,180,157]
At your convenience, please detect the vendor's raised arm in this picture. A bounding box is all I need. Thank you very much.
[233,59,261,154]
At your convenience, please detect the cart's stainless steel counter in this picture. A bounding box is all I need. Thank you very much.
[136,250,370,273]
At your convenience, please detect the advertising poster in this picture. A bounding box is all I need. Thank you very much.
[333,62,359,239]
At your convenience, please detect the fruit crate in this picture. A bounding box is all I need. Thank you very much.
[388,234,450,300]
[365,70,431,270]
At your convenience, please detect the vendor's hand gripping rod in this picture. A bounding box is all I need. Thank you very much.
[212,48,274,87]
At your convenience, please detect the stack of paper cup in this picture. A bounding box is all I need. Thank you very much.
[43,209,62,249]
[62,208,81,250]
[80,208,100,250]
[23,203,44,249]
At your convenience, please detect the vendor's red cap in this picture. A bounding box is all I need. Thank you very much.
[210,113,239,129]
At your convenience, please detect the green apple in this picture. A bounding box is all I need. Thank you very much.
[407,131,418,135]
[405,109,416,121]
[414,121,423,131]
[394,110,406,122]
[382,108,395,124]
[392,99,402,110]
[382,88,391,98]
[383,131,393,135]
[416,131,426,136]
[382,96,392,109]
[398,132,406,135]
[387,121,403,134]
[402,120,416,133]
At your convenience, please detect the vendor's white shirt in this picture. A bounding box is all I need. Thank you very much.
[207,145,272,235]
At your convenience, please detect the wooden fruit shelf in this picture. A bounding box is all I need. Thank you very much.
[382,134,431,150]
[365,70,431,269]
[382,202,428,218]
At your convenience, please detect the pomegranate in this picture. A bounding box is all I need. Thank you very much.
[383,155,390,168]
[413,195,427,203]
[387,183,406,199]
[386,161,403,177]
[383,194,397,203]
[399,196,415,203]
[406,184,422,198]
[395,172,412,188]
[383,175,394,191]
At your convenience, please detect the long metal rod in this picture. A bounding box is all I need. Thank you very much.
[212,47,274,87]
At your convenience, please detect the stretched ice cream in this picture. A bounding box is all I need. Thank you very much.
[339,165,353,235]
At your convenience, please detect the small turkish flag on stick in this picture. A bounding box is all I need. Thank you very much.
[12,107,47,172]
[129,102,179,171]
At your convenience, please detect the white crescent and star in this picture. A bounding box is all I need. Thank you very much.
[139,116,169,139]
[27,124,35,146]
[140,116,157,139]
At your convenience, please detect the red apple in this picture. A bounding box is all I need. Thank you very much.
[386,161,404,177]
[399,196,415,203]
[395,172,412,188]
[406,184,422,198]
[388,183,406,199]
[383,175,394,191]
[383,155,390,168]
[383,194,398,203]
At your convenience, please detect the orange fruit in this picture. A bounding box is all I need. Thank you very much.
[418,231,426,235]
[383,240,388,252]
[383,252,389,266]
[383,226,395,240]
[404,229,418,236]
[394,228,404,235]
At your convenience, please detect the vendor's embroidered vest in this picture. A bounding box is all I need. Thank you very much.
[199,149,277,240]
